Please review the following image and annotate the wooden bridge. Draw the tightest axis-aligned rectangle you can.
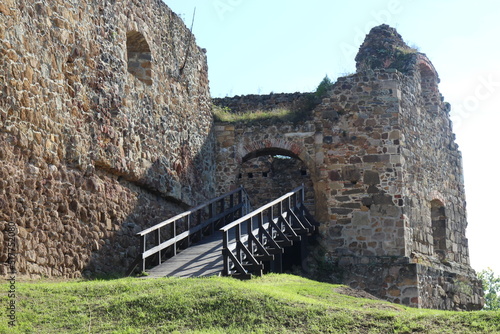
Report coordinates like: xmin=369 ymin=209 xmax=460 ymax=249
xmin=135 ymin=185 xmax=318 ymax=279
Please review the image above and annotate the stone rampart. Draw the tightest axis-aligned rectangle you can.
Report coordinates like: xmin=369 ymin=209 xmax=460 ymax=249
xmin=213 ymin=92 xmax=315 ymax=113
xmin=0 ymin=0 xmax=215 ymax=277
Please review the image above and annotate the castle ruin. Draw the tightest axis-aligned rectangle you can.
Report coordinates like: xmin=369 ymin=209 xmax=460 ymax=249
xmin=0 ymin=0 xmax=483 ymax=310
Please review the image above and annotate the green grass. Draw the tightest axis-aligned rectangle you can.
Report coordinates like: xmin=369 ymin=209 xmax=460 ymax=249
xmin=213 ymin=105 xmax=298 ymax=123
xmin=1 ymin=274 xmax=499 ymax=333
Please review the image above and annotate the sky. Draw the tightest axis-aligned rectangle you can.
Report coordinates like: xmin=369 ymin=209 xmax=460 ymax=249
xmin=166 ymin=0 xmax=500 ymax=274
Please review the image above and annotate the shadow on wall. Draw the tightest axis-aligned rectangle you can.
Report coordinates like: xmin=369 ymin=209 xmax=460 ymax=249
xmin=82 ymin=130 xmax=217 ymax=278
xmin=237 ymin=152 xmax=315 ymax=215
xmin=0 ymin=128 xmax=216 ymax=279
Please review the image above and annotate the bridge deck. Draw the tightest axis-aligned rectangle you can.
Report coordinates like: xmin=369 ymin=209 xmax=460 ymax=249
xmin=146 ymin=232 xmax=224 ymax=278
xmin=145 ymin=221 xmax=252 ymax=278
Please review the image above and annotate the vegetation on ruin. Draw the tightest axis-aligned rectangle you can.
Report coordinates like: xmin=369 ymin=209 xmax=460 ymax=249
xmin=362 ymin=45 xmax=418 ymax=74
xmin=212 ymin=76 xmax=336 ymax=124
xmin=2 ymin=274 xmax=500 ymax=333
xmin=212 ymin=100 xmax=317 ymax=124
xmin=212 ymin=105 xmax=296 ymax=123
xmin=314 ymin=75 xmax=334 ymax=98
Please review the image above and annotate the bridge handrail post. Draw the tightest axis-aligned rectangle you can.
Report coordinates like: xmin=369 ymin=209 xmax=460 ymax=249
xmin=247 ymin=214 xmax=253 ymax=256
xmin=236 ymin=222 xmax=242 ymax=264
xmin=141 ymin=235 xmax=146 ymax=273
xmin=156 ymin=228 xmax=161 ymax=265
xmin=220 ymin=198 xmax=225 ymax=217
xmin=187 ymin=214 xmax=191 ymax=246
xmin=267 ymin=206 xmax=274 ymax=238
xmin=238 ymin=188 xmax=243 ymax=217
xmin=300 ymin=183 xmax=305 ymax=205
xmin=173 ymin=219 xmax=177 ymax=256
xmin=223 ymin=230 xmax=229 ymax=276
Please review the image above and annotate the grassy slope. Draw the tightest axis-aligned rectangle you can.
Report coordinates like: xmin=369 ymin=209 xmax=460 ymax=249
xmin=1 ymin=274 xmax=499 ymax=334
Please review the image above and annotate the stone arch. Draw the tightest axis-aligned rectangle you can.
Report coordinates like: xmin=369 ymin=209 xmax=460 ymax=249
xmin=126 ymin=31 xmax=152 ymax=85
xmin=237 ymin=143 xmax=317 ymax=217
xmin=431 ymin=199 xmax=447 ymax=259
xmin=241 ymin=147 xmax=300 ymax=163
xmin=238 ymin=139 xmax=303 ymax=164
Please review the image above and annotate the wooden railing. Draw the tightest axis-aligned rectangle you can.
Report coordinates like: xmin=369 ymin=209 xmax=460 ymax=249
xmin=220 ymin=185 xmax=317 ymax=279
xmin=136 ymin=187 xmax=251 ymax=272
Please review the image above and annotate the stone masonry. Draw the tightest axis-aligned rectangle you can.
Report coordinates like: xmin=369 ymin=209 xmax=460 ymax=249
xmin=0 ymin=0 xmax=215 ymax=277
xmin=213 ymin=25 xmax=483 ymax=310
xmin=0 ymin=0 xmax=483 ymax=311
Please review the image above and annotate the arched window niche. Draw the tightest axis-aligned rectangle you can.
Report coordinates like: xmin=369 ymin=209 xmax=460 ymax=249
xmin=431 ymin=199 xmax=447 ymax=259
xmin=417 ymin=59 xmax=440 ymax=108
xmin=126 ymin=31 xmax=152 ymax=85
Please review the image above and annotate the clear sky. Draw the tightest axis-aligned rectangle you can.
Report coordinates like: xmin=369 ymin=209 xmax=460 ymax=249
xmin=166 ymin=0 xmax=500 ymax=274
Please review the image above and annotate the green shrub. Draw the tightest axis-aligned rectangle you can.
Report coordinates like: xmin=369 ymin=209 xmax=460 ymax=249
xmin=314 ymin=75 xmax=334 ymax=98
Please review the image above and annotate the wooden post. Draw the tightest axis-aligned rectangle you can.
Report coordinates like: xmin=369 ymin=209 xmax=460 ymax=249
xmin=238 ymin=188 xmax=243 ymax=217
xmin=197 ymin=209 xmax=202 ymax=239
xmin=247 ymin=216 xmax=253 ymax=256
xmin=157 ymin=228 xmax=161 ymax=265
xmin=220 ymin=198 xmax=225 ymax=221
xmin=188 ymin=214 xmax=192 ymax=246
xmin=173 ymin=221 xmax=177 ymax=256
xmin=274 ymin=252 xmax=283 ymax=274
xmin=141 ymin=235 xmax=146 ymax=272
xmin=301 ymin=184 xmax=305 ymax=205
xmin=235 ymin=223 xmax=241 ymax=264
xmin=258 ymin=212 xmax=264 ymax=244
xmin=223 ymin=231 xmax=229 ymax=276
xmin=267 ymin=207 xmax=273 ymax=239
xmin=209 ymin=202 xmax=214 ymax=233
xmin=229 ymin=193 xmax=235 ymax=223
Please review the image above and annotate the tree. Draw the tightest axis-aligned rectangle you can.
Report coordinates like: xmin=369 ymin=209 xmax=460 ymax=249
xmin=478 ymin=268 xmax=500 ymax=310
xmin=315 ymin=75 xmax=334 ymax=98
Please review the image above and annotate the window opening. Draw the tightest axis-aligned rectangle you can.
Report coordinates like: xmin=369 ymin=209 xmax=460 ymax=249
xmin=126 ymin=31 xmax=152 ymax=85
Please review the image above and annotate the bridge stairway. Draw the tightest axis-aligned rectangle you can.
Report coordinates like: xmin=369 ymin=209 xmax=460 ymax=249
xmin=135 ymin=185 xmax=317 ymax=279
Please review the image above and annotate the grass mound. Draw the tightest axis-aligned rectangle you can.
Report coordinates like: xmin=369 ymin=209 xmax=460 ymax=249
xmin=1 ymin=274 xmax=499 ymax=333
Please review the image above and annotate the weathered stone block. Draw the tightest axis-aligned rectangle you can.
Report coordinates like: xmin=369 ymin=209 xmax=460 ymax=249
xmin=363 ymin=170 xmax=380 ymax=185
xmin=342 ymin=166 xmax=361 ymax=183
xmin=352 ymin=211 xmax=370 ymax=226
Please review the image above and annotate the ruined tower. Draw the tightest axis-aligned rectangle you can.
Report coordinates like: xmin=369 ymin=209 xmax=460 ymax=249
xmin=213 ymin=25 xmax=483 ymax=310
xmin=324 ymin=24 xmax=483 ymax=310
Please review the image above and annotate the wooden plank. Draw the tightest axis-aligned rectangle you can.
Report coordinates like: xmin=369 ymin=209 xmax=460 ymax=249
xmin=146 ymin=232 xmax=224 ymax=278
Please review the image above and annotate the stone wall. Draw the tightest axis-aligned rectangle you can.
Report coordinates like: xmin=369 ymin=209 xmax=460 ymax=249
xmin=400 ymin=65 xmax=469 ymax=265
xmin=213 ymin=92 xmax=316 ymax=113
xmin=213 ymin=121 xmax=318 ymax=205
xmin=315 ymin=69 xmax=408 ymax=258
xmin=0 ymin=0 xmax=215 ymax=277
xmin=416 ymin=263 xmax=483 ymax=310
